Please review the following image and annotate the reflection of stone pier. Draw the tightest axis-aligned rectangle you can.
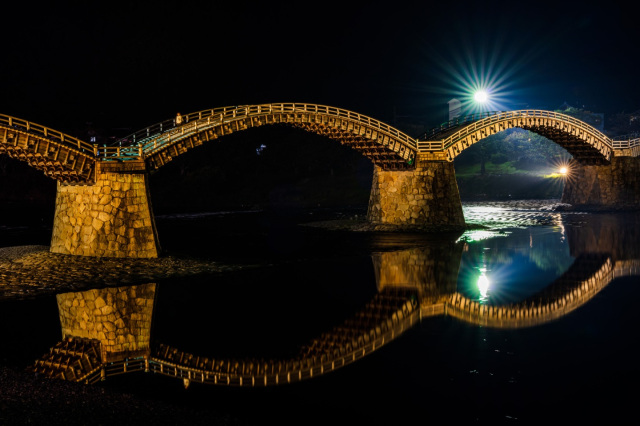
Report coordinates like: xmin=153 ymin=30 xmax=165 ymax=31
xmin=372 ymin=239 xmax=463 ymax=309
xmin=29 ymin=284 xmax=156 ymax=382
xmin=566 ymin=212 xmax=640 ymax=260
xmin=57 ymin=283 xmax=156 ymax=362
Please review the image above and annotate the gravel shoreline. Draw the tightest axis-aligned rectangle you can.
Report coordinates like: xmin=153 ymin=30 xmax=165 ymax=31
xmin=0 ymin=364 xmax=246 ymax=426
xmin=0 ymin=245 xmax=251 ymax=300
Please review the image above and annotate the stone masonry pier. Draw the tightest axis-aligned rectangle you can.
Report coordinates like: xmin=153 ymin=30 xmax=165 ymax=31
xmin=562 ymin=156 xmax=640 ymax=210
xmin=367 ymin=159 xmax=465 ymax=229
xmin=50 ymin=161 xmax=160 ymax=258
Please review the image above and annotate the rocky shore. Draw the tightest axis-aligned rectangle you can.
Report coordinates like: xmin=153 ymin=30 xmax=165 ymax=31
xmin=0 ymin=245 xmax=249 ymax=301
xmin=0 ymin=363 xmax=249 ymax=426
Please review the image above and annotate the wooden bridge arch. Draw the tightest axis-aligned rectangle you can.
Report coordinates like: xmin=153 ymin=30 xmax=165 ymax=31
xmin=124 ymin=103 xmax=418 ymax=172
xmin=418 ymin=110 xmax=620 ymax=165
xmin=0 ymin=114 xmax=96 ymax=183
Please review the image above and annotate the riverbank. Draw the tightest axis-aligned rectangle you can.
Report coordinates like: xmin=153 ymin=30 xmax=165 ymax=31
xmin=0 ymin=364 xmax=246 ymax=426
xmin=0 ymin=245 xmax=246 ymax=301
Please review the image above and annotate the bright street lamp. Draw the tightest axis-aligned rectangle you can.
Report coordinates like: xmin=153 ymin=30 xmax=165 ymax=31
xmin=474 ymin=90 xmax=489 ymax=104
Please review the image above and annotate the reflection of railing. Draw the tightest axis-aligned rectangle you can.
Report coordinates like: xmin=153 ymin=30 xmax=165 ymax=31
xmin=144 ymin=291 xmax=418 ymax=387
xmin=444 ymin=255 xmax=616 ymax=328
xmin=88 ymin=357 xmax=148 ymax=384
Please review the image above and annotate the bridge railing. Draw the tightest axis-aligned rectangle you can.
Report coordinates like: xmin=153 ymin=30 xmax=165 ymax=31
xmin=115 ymin=103 xmax=418 ymax=157
xmin=0 ymin=113 xmax=95 ymax=154
xmin=611 ymin=133 xmax=640 ymax=149
xmin=418 ymin=111 xmax=502 ymax=141
xmin=95 ymin=145 xmax=143 ymax=160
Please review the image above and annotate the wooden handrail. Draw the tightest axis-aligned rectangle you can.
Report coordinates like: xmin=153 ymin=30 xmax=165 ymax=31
xmin=0 ymin=113 xmax=94 ymax=152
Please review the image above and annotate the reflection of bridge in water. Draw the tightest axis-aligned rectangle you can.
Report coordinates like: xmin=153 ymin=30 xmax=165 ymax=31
xmin=29 ymin=213 xmax=640 ymax=387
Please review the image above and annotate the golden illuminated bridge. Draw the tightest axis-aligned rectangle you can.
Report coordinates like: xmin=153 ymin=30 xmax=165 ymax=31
xmin=3 ymin=105 xmax=639 ymax=179
xmin=2 ymin=105 xmax=640 ymax=259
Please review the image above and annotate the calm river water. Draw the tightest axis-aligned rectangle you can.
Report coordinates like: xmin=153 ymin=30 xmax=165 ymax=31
xmin=1 ymin=200 xmax=639 ymax=424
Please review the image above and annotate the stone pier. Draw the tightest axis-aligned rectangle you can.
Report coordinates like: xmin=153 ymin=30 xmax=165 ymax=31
xmin=562 ymin=156 xmax=640 ymax=210
xmin=367 ymin=159 xmax=465 ymax=229
xmin=50 ymin=161 xmax=160 ymax=258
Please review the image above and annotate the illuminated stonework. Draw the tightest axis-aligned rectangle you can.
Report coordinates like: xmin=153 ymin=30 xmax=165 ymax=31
xmin=562 ymin=157 xmax=640 ymax=209
xmin=50 ymin=161 xmax=160 ymax=258
xmin=367 ymin=160 xmax=465 ymax=228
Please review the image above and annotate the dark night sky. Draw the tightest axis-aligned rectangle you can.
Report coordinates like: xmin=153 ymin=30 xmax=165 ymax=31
xmin=2 ymin=0 xmax=639 ymax=138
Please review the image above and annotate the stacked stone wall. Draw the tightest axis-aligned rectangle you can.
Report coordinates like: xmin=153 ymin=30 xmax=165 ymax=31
xmin=367 ymin=161 xmax=465 ymax=228
xmin=562 ymin=156 xmax=640 ymax=210
xmin=57 ymin=283 xmax=156 ymax=362
xmin=50 ymin=162 xmax=160 ymax=258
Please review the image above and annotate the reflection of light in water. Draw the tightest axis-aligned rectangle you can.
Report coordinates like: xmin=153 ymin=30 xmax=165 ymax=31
xmin=551 ymin=213 xmax=566 ymax=243
xmin=457 ymin=230 xmax=510 ymax=243
xmin=470 ymin=206 xmax=505 ymax=213
xmin=477 ymin=268 xmax=490 ymax=301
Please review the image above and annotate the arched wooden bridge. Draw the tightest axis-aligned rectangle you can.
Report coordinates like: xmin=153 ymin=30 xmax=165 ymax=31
xmin=417 ymin=110 xmax=640 ymax=164
xmin=0 ymin=114 xmax=96 ymax=183
xmin=3 ymin=105 xmax=640 ymax=184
